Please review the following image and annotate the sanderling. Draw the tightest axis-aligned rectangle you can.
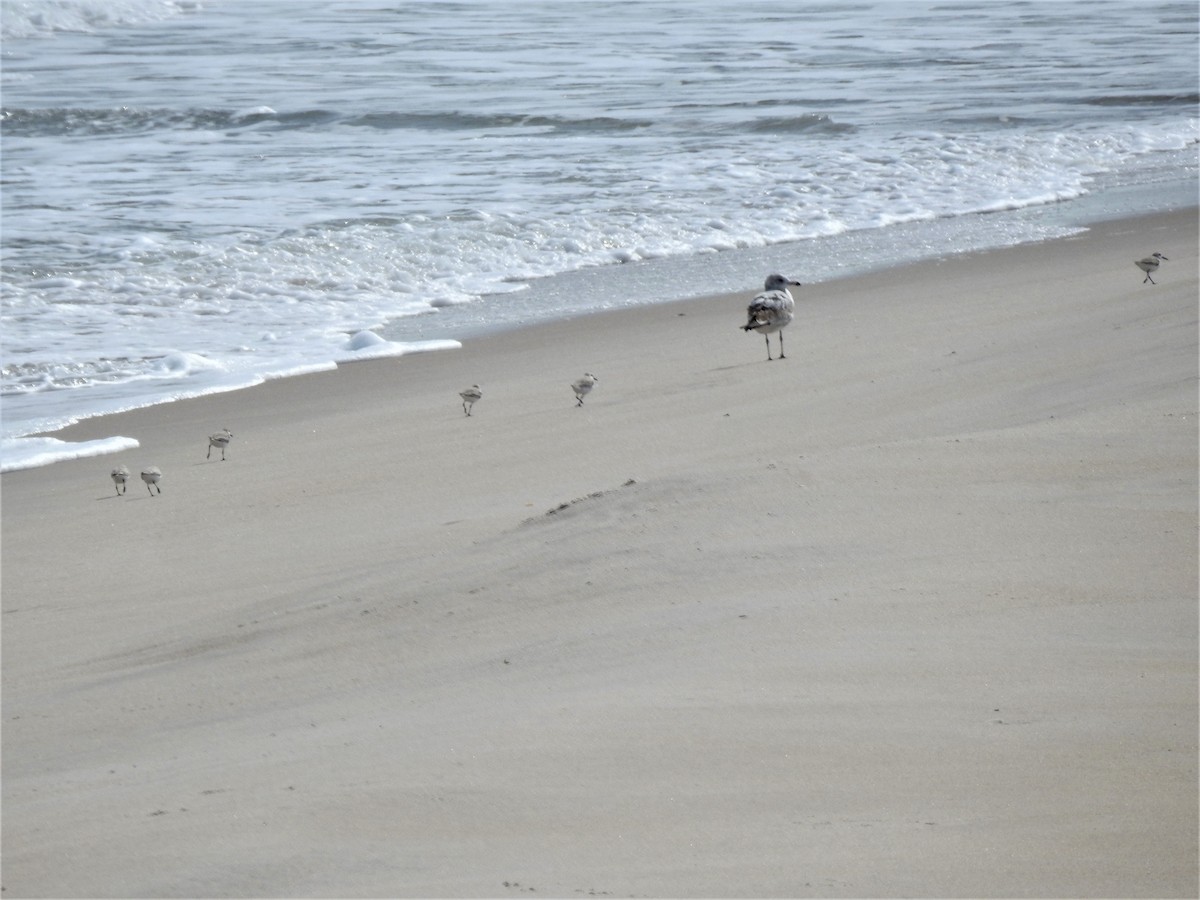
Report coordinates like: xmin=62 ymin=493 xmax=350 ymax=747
xmin=111 ymin=465 xmax=129 ymax=495
xmin=571 ymin=373 xmax=598 ymax=406
xmin=459 ymin=384 xmax=482 ymax=416
xmin=742 ymin=274 xmax=802 ymax=361
xmin=1135 ymin=252 xmax=1168 ymax=284
xmin=140 ymin=467 xmax=163 ymax=496
xmin=207 ymin=428 xmax=233 ymax=460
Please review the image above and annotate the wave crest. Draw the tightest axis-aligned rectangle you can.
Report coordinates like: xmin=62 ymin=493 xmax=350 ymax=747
xmin=1 ymin=0 xmax=194 ymax=40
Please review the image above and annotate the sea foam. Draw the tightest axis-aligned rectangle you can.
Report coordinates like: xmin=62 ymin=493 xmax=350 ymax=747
xmin=0 ymin=435 xmax=140 ymax=473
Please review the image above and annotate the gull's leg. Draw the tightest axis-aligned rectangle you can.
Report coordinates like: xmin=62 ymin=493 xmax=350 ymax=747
xmin=778 ymin=331 xmax=786 ymax=359
xmin=764 ymin=333 xmax=772 ymax=361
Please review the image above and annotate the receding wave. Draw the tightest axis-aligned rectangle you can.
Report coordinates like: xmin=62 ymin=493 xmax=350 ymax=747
xmin=0 ymin=106 xmax=244 ymax=137
xmin=744 ymin=114 xmax=856 ymax=135
xmin=345 ymin=111 xmax=654 ymax=133
xmin=0 ymin=94 xmax=857 ymax=143
xmin=1081 ymin=93 xmax=1200 ymax=107
xmin=0 ymin=106 xmax=658 ymax=137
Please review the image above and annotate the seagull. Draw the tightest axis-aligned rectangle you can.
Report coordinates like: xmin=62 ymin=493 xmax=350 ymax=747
xmin=571 ymin=373 xmax=598 ymax=406
xmin=110 ymin=465 xmax=129 ymax=495
xmin=459 ymin=384 xmax=482 ymax=416
xmin=1135 ymin=252 xmax=1168 ymax=284
xmin=742 ymin=274 xmax=802 ymax=360
xmin=140 ymin=467 xmax=162 ymax=496
xmin=207 ymin=428 xmax=233 ymax=460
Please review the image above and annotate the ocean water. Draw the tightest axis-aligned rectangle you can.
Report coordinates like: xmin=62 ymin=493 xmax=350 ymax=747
xmin=2 ymin=0 xmax=1197 ymax=470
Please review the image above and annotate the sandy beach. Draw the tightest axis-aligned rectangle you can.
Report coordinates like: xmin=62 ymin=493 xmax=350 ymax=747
xmin=2 ymin=208 xmax=1197 ymax=898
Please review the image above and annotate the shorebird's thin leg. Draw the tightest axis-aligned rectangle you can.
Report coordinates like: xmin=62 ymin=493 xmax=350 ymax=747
xmin=206 ymin=445 xmax=212 ymax=459
xmin=764 ymin=334 xmax=772 ymax=361
xmin=1145 ymin=273 xmax=1155 ymax=284
xmin=778 ymin=332 xmax=786 ymax=359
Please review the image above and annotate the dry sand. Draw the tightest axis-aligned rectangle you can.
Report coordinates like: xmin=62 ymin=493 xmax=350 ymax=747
xmin=2 ymin=209 xmax=1197 ymax=898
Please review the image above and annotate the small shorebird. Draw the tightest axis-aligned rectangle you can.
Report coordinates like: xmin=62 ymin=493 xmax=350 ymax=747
xmin=140 ymin=466 xmax=163 ymax=496
xmin=742 ymin=273 xmax=802 ymax=360
xmin=207 ymin=428 xmax=233 ymax=460
xmin=459 ymin=384 xmax=482 ymax=416
xmin=1135 ymin=252 xmax=1168 ymax=284
xmin=571 ymin=373 xmax=598 ymax=406
xmin=110 ymin=465 xmax=129 ymax=495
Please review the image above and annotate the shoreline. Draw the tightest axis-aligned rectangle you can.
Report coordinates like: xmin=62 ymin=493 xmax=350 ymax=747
xmin=4 ymin=176 xmax=1197 ymax=466
xmin=3 ymin=207 xmax=1197 ymax=898
xmin=9 ymin=202 xmax=1197 ymax=456
xmin=398 ymin=168 xmax=1200 ymax=345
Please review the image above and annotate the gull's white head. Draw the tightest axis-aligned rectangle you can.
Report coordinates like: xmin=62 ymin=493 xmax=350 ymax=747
xmin=764 ymin=274 xmax=802 ymax=291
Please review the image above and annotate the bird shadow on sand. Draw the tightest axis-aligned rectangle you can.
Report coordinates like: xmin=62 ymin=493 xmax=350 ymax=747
xmin=709 ymin=360 xmax=793 ymax=372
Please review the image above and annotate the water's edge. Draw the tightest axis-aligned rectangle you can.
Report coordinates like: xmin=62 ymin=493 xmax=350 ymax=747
xmin=382 ymin=171 xmax=1198 ymax=344
xmin=3 ymin=176 xmax=1196 ymax=473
